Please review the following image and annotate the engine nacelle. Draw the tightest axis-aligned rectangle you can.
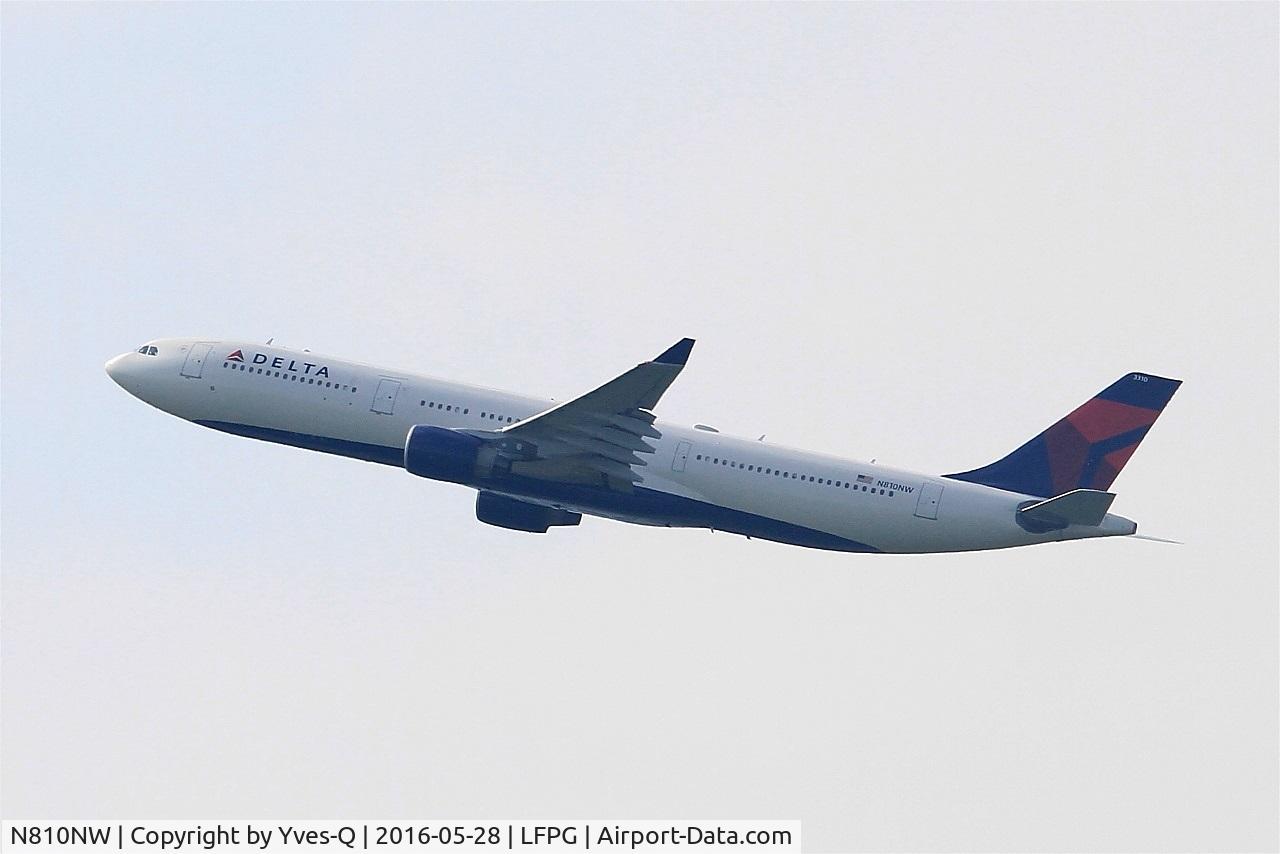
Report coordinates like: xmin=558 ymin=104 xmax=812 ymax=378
xmin=404 ymin=425 xmax=483 ymax=484
xmin=475 ymin=491 xmax=581 ymax=533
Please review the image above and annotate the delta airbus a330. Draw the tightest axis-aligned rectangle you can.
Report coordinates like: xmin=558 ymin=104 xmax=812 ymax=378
xmin=106 ymin=338 xmax=1180 ymax=554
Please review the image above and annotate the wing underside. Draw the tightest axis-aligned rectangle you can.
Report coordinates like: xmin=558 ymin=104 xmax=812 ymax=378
xmin=464 ymin=338 xmax=694 ymax=489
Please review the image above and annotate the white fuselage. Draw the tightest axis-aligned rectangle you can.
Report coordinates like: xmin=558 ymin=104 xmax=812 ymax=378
xmin=106 ymin=338 xmax=1138 ymax=554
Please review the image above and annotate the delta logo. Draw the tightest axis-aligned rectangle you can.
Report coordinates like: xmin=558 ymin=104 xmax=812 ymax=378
xmin=225 ymin=349 xmax=331 ymax=378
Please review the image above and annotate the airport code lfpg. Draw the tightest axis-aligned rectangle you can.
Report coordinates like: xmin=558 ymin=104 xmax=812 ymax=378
xmin=2 ymin=821 xmax=800 ymax=853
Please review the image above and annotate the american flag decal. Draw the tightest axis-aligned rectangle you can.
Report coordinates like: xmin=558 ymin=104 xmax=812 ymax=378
xmin=857 ymin=473 xmax=874 ymax=484
xmin=226 ymin=349 xmax=244 ymax=362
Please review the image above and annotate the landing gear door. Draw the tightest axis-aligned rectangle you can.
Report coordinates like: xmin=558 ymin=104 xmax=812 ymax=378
xmin=180 ymin=343 xmax=212 ymax=378
xmin=915 ymin=481 xmax=944 ymax=520
xmin=372 ymin=379 xmax=401 ymax=415
xmin=672 ymin=440 xmax=692 ymax=472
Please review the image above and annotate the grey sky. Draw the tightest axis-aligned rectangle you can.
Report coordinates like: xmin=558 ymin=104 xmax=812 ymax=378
xmin=2 ymin=3 xmax=1276 ymax=850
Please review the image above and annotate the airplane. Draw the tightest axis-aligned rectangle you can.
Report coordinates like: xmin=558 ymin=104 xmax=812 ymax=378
xmin=105 ymin=338 xmax=1181 ymax=554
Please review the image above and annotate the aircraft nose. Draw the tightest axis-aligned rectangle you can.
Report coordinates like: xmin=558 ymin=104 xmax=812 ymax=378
xmin=105 ymin=353 xmax=127 ymax=380
xmin=105 ymin=352 xmax=145 ymax=397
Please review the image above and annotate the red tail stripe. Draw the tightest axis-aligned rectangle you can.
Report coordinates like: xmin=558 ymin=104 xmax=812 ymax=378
xmin=1066 ymin=398 xmax=1156 ymax=443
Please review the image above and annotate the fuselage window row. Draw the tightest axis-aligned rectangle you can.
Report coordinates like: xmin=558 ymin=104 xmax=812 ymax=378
xmin=419 ymin=400 xmax=516 ymax=423
xmin=209 ymin=360 xmax=549 ymax=426
xmin=692 ymin=453 xmax=893 ymax=497
xmin=216 ymin=362 xmax=574 ymax=428
xmin=222 ymin=361 xmax=356 ymax=392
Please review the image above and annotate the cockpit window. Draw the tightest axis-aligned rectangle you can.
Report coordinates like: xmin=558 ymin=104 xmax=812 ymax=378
xmin=136 ymin=345 xmax=158 ymax=356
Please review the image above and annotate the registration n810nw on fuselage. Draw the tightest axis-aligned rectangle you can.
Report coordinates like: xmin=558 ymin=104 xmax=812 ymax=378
xmin=106 ymin=338 xmax=1180 ymax=554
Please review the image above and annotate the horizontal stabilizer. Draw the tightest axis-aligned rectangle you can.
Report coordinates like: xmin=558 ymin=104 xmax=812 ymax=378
xmin=1131 ymin=533 xmax=1184 ymax=545
xmin=1018 ymin=488 xmax=1116 ymax=527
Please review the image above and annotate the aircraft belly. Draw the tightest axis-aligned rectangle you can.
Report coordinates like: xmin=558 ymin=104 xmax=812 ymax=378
xmin=175 ymin=373 xmax=411 ymax=460
xmin=674 ymin=461 xmax=1053 ymax=554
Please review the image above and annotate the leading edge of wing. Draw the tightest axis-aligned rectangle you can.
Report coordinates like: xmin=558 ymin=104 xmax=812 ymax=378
xmin=467 ymin=338 xmax=696 ymax=486
xmin=504 ymin=337 xmax=696 ymax=433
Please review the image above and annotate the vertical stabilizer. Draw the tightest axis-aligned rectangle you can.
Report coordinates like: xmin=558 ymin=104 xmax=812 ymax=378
xmin=945 ymin=373 xmax=1181 ymax=497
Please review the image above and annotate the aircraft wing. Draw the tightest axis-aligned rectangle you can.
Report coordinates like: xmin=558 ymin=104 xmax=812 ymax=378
xmin=471 ymin=338 xmax=694 ymax=487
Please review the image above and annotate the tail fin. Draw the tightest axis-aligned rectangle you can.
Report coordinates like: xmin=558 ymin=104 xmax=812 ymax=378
xmin=945 ymin=373 xmax=1182 ymax=497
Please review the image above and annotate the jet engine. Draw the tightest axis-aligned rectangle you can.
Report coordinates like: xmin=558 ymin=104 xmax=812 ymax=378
xmin=475 ymin=491 xmax=581 ymax=533
xmin=404 ymin=425 xmax=483 ymax=484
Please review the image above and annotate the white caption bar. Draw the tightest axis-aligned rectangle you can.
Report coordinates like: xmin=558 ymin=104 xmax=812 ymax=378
xmin=2 ymin=821 xmax=800 ymax=853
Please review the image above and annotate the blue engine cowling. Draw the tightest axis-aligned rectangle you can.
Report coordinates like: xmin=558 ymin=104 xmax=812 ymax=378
xmin=404 ymin=425 xmax=483 ymax=484
xmin=476 ymin=491 xmax=581 ymax=533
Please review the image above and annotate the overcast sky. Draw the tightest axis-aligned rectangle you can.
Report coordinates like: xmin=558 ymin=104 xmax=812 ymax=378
xmin=2 ymin=3 xmax=1276 ymax=851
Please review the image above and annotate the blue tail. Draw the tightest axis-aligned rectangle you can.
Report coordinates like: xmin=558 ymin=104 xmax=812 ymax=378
xmin=945 ymin=373 xmax=1181 ymax=497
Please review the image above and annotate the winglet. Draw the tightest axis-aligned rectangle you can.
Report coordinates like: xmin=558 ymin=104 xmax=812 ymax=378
xmin=654 ymin=337 xmax=695 ymax=366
